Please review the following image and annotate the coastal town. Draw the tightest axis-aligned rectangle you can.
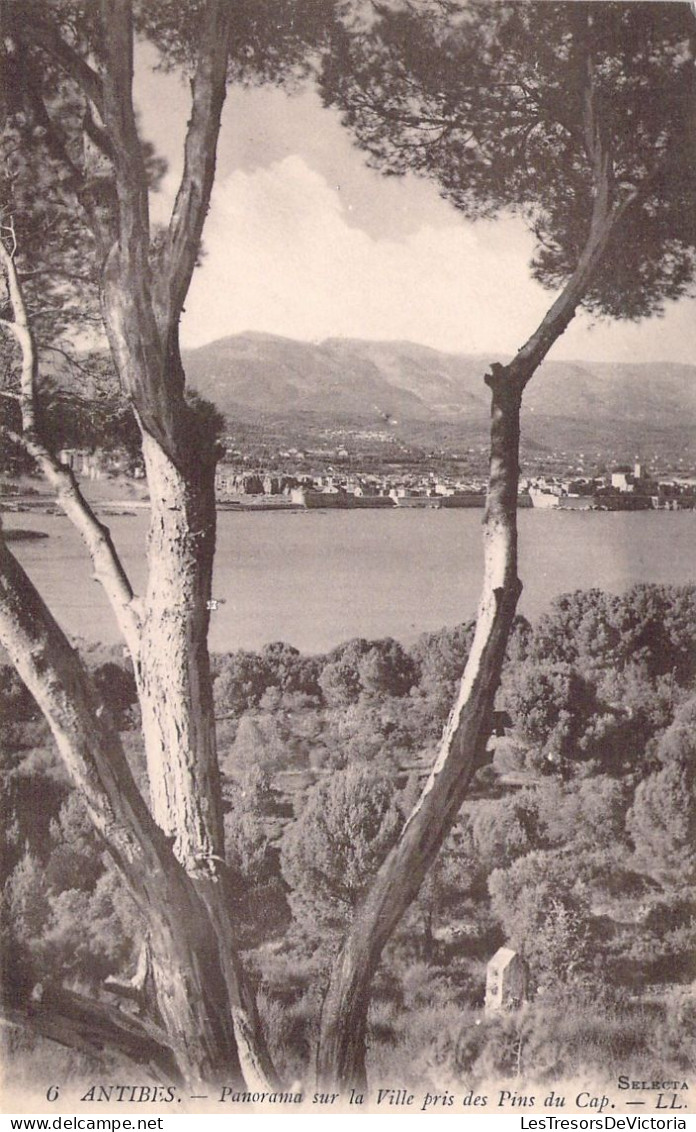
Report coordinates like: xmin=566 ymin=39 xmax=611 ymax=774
xmin=3 ymin=447 xmax=695 ymax=514
xmin=213 ymin=458 xmax=696 ymax=511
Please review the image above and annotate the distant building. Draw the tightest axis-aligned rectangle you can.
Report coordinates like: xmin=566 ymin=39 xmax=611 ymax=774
xmin=528 ymin=486 xmax=560 ymax=509
xmin=485 ymin=947 xmax=528 ymax=1014
xmin=58 ymin=449 xmax=103 ymax=480
xmin=611 ymin=471 xmax=634 ymax=492
xmin=611 ymin=461 xmax=652 ymax=493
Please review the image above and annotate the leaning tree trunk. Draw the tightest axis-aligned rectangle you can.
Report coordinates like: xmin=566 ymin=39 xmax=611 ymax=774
xmin=0 ymin=531 xmax=241 ymax=1084
xmin=316 ymin=366 xmax=524 ymax=1089
xmin=316 ymin=84 xmax=639 ymax=1083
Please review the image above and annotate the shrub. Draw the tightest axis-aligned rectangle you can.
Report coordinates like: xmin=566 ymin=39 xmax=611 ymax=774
xmin=281 ymin=764 xmax=402 ymax=930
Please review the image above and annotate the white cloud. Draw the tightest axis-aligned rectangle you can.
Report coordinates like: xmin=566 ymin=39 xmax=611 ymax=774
xmin=179 ymin=155 xmax=696 ymax=364
xmin=180 ymin=156 xmax=550 ymax=354
xmin=137 ymin=54 xmax=694 ymax=365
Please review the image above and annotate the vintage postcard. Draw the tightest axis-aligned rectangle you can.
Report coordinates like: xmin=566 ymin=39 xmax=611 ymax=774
xmin=1 ymin=0 xmax=694 ymax=1123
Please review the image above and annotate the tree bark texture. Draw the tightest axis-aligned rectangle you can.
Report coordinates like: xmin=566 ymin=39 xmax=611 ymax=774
xmin=136 ymin=433 xmax=224 ymax=874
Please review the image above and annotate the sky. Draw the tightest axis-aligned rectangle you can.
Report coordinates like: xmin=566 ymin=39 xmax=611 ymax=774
xmin=134 ymin=48 xmax=696 ymax=365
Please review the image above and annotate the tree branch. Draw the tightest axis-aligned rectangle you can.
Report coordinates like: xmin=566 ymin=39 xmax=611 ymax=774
xmin=14 ymin=18 xmax=105 ymax=117
xmin=38 ymin=344 xmax=104 ymax=380
xmin=0 ymin=232 xmax=142 ymax=655
xmin=0 ymin=524 xmax=175 ymax=889
xmin=20 ymin=74 xmax=114 ymax=251
xmin=99 ymin=0 xmax=150 ymax=270
xmin=83 ymin=104 xmax=115 ymax=161
xmin=507 ymin=20 xmax=624 ymax=386
xmin=155 ymin=0 xmax=232 ymax=335
xmin=98 ymin=0 xmax=185 ymax=458
xmin=2 ymin=985 xmax=180 ymax=1083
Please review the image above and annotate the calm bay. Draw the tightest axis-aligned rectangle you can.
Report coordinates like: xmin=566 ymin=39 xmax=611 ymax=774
xmin=5 ymin=507 xmax=696 ymax=654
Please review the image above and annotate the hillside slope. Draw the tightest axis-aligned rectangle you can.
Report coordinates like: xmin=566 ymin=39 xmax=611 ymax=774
xmin=182 ymin=333 xmax=696 ymax=457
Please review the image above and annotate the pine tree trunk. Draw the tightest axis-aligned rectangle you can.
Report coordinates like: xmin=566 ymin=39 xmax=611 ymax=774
xmin=316 ymin=74 xmax=627 ymax=1081
xmin=133 ymin=436 xmax=278 ymax=1083
xmin=136 ymin=433 xmax=224 ymax=873
xmin=316 ymin=370 xmax=524 ymax=1089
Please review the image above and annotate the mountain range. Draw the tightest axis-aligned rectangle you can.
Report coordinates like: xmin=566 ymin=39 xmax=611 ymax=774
xmin=182 ymin=332 xmax=696 ymax=460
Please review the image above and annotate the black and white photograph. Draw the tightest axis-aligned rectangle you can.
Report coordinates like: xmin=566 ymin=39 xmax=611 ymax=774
xmin=1 ymin=0 xmax=695 ymax=1121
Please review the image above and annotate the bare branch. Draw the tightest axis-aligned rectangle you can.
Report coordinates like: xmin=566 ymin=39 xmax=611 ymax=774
xmin=38 ymin=344 xmax=103 ymax=380
xmin=0 ymin=233 xmax=142 ymax=654
xmin=83 ymin=104 xmax=114 ymax=161
xmin=0 ymin=218 xmax=18 ymax=258
xmin=155 ymin=0 xmax=232 ymax=334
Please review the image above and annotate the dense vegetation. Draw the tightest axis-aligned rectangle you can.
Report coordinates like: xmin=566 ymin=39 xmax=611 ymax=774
xmin=2 ymin=582 xmax=695 ymax=1089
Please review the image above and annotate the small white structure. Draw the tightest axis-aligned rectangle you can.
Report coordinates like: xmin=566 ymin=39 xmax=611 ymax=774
xmin=485 ymin=947 xmax=528 ymax=1014
xmin=611 ymin=471 xmax=634 ymax=492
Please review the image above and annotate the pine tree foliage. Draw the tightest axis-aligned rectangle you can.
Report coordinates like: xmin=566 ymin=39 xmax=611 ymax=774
xmin=323 ymin=1 xmax=696 ymax=318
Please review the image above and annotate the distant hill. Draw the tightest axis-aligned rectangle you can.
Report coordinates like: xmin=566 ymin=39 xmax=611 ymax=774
xmin=182 ymin=332 xmax=696 ymax=459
